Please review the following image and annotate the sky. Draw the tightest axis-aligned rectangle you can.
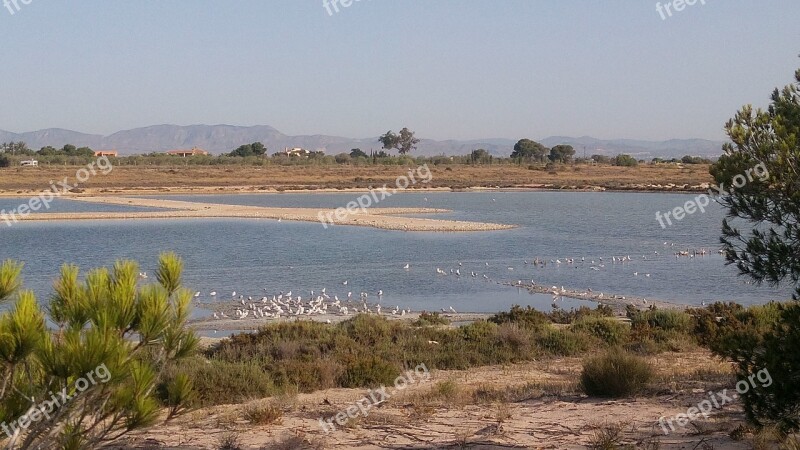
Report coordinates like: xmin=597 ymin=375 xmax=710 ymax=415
xmin=1 ymin=0 xmax=798 ymax=142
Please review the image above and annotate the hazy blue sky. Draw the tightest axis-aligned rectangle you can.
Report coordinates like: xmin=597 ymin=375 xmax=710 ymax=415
xmin=1 ymin=1 xmax=798 ymax=141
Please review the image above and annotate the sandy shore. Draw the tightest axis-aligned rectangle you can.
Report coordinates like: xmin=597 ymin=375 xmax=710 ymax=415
xmin=115 ymin=351 xmax=749 ymax=450
xmin=9 ymin=196 xmax=516 ymax=232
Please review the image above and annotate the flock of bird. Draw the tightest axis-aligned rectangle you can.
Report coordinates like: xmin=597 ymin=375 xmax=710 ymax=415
xmin=427 ymin=243 xmax=722 ymax=308
xmin=194 ymin=243 xmax=723 ymax=324
xmin=200 ymin=273 xmax=418 ymax=323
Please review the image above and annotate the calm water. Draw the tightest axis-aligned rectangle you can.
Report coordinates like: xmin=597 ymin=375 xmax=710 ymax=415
xmin=0 ymin=192 xmax=793 ymax=316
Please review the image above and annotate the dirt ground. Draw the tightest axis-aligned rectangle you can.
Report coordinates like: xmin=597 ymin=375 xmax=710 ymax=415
xmin=109 ymin=350 xmax=765 ymax=450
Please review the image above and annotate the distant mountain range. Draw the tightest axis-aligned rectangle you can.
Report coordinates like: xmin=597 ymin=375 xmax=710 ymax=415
xmin=0 ymin=125 xmax=726 ymax=159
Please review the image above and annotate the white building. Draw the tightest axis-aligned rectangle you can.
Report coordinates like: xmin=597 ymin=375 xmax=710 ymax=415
xmin=283 ymin=147 xmax=311 ymax=157
xmin=20 ymin=160 xmax=38 ymax=167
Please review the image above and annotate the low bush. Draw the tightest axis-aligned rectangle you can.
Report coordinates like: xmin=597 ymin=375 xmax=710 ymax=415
xmin=537 ymin=328 xmax=591 ymax=356
xmin=570 ymin=317 xmax=630 ymax=346
xmin=489 ymin=305 xmax=549 ymax=330
xmin=338 ymin=355 xmax=400 ymax=388
xmin=581 ymin=348 xmax=653 ymax=398
xmin=162 ymin=357 xmax=275 ymax=407
xmin=243 ymin=402 xmax=283 ymax=425
xmin=413 ymin=311 xmax=451 ymax=326
xmin=547 ymin=304 xmax=615 ymax=324
xmin=631 ymin=309 xmax=693 ymax=334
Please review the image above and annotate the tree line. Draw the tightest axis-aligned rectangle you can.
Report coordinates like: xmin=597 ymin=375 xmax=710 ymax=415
xmin=1 ymin=129 xmax=713 ymax=168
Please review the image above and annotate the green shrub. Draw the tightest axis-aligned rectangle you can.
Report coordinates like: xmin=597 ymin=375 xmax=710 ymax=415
xmin=195 ymin=305 xmax=646 ymax=405
xmin=691 ymin=302 xmax=747 ymax=345
xmin=571 ymin=317 xmax=630 ymax=346
xmin=581 ymin=348 xmax=654 ymax=398
xmin=697 ymin=302 xmax=782 ymax=356
xmin=537 ymin=328 xmax=591 ymax=356
xmin=625 ymin=308 xmax=697 ymax=352
xmin=489 ymin=305 xmax=549 ymax=330
xmin=266 ymin=357 xmax=343 ymax=392
xmin=632 ymin=309 xmax=693 ymax=334
xmin=338 ymin=355 xmax=400 ymax=388
xmin=711 ymin=303 xmax=800 ymax=432
xmin=413 ymin=311 xmax=451 ymax=326
xmin=164 ymin=357 xmax=274 ymax=406
xmin=547 ymin=304 xmax=614 ymax=325
xmin=339 ymin=314 xmax=400 ymax=346
xmin=460 ymin=320 xmax=498 ymax=341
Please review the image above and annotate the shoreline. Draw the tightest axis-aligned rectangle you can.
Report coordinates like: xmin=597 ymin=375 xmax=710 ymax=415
xmin=187 ymin=280 xmax=697 ymax=334
xmin=0 ymin=184 xmax=713 ymax=198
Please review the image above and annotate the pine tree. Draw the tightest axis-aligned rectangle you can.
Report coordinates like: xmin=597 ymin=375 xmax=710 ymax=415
xmin=0 ymin=252 xmax=198 ymax=449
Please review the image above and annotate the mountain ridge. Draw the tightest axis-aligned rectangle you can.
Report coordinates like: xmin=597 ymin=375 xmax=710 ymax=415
xmin=0 ymin=125 xmax=725 ymax=159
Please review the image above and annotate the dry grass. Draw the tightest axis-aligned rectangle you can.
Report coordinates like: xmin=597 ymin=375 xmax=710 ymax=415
xmin=472 ymin=379 xmax=578 ymax=404
xmin=216 ymin=432 xmax=243 ymax=450
xmin=588 ymin=422 xmax=631 ymax=449
xmin=0 ymin=164 xmax=713 ymax=194
xmin=242 ymin=400 xmax=283 ymax=425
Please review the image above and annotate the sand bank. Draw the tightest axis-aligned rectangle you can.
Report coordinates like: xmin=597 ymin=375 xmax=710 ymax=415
xmin=502 ymin=281 xmax=688 ymax=312
xmin=9 ymin=195 xmax=515 ymax=232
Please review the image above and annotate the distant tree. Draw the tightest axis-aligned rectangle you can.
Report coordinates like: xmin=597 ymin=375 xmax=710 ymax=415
xmin=549 ymin=145 xmax=576 ymax=163
xmin=591 ymin=154 xmax=612 ymax=164
xmin=511 ymin=139 xmax=548 ymax=162
xmin=37 ymin=146 xmax=57 ymax=156
xmin=396 ymin=128 xmax=420 ymax=155
xmin=681 ymin=155 xmax=712 ymax=164
xmin=470 ymin=148 xmax=492 ymax=164
xmin=1 ymin=141 xmax=31 ymax=155
xmin=379 ymin=128 xmax=420 ymax=155
xmin=613 ymin=154 xmax=638 ymax=167
xmin=76 ymin=146 xmax=95 ymax=157
xmin=350 ymin=148 xmax=368 ymax=158
xmin=378 ymin=131 xmax=398 ymax=153
xmin=372 ymin=150 xmax=390 ymax=159
xmin=334 ymin=153 xmax=351 ymax=164
xmin=0 ymin=154 xmax=9 ymax=168
xmin=229 ymin=142 xmax=267 ymax=157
